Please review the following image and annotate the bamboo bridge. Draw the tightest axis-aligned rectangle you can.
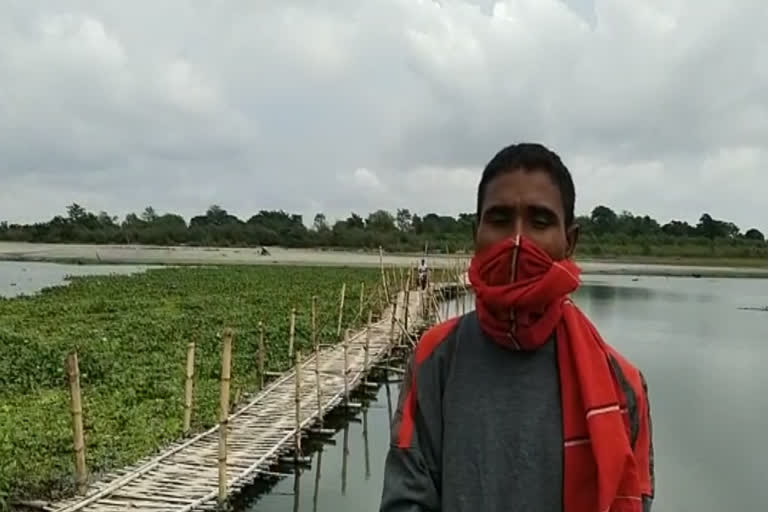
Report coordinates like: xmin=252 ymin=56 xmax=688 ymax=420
xmin=42 ymin=282 xmax=465 ymax=512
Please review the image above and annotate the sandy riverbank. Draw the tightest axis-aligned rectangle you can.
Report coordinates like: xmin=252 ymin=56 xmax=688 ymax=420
xmin=1 ymin=242 xmax=767 ymax=278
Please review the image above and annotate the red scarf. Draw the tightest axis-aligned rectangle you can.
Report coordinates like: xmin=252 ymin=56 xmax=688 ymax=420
xmin=469 ymin=236 xmax=643 ymax=512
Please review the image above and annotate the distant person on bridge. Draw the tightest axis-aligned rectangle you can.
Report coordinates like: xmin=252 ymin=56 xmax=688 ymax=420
xmin=417 ymin=258 xmax=428 ymax=290
xmin=380 ymin=143 xmax=655 ymax=512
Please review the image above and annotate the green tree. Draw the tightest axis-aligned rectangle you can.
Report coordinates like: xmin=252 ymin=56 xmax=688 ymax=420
xmin=141 ymin=206 xmax=158 ymax=223
xmin=366 ymin=210 xmax=396 ymax=232
xmin=662 ymin=220 xmax=695 ymax=237
xmin=66 ymin=203 xmax=87 ymax=222
xmin=1 ymin=202 xmax=765 ymax=259
xmin=396 ymin=208 xmax=413 ymax=232
xmin=590 ymin=205 xmax=618 ymax=235
xmin=313 ymin=213 xmax=329 ymax=232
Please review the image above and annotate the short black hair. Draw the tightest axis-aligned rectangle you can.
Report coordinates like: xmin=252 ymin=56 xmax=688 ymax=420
xmin=476 ymin=142 xmax=576 ymax=226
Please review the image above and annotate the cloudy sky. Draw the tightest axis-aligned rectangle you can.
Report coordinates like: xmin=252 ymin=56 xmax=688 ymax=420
xmin=1 ymin=0 xmax=766 ymax=231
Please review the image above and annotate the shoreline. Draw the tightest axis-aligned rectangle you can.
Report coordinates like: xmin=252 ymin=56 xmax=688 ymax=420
xmin=1 ymin=241 xmax=767 ymax=278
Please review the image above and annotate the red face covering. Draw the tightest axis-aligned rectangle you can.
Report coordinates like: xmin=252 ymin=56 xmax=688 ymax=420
xmin=469 ymin=235 xmax=645 ymax=512
xmin=469 ymin=234 xmax=581 ymax=350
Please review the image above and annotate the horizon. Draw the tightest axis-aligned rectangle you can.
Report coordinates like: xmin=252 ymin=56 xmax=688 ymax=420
xmin=3 ymin=201 xmax=766 ymax=235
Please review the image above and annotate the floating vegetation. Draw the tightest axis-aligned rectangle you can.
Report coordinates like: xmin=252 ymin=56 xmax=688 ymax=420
xmin=0 ymin=265 xmax=384 ymax=505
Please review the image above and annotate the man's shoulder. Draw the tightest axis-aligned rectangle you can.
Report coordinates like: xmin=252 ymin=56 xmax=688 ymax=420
xmin=604 ymin=343 xmax=643 ymax=375
xmin=413 ymin=316 xmax=462 ymax=365
xmin=570 ymin=302 xmax=647 ymax=382
xmin=602 ymin=342 xmax=649 ymax=401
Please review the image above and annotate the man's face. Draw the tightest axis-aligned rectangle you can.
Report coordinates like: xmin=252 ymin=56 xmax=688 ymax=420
xmin=474 ymin=168 xmax=578 ymax=261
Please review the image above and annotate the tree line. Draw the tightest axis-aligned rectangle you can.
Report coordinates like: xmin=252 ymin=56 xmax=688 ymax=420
xmin=0 ymin=203 xmax=766 ymax=258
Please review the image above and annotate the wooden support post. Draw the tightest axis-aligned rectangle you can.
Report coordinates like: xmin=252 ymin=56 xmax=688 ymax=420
xmin=379 ymin=246 xmax=388 ymax=299
xmin=336 ymin=283 xmax=346 ymax=338
xmin=313 ymin=448 xmax=323 ymax=512
xmin=359 ymin=282 xmax=365 ymax=319
xmin=389 ymin=298 xmax=399 ymax=345
xmin=293 ymin=465 xmax=301 ymax=512
xmin=341 ymin=424 xmax=349 ymax=496
xmin=312 ymin=295 xmax=322 ymax=424
xmin=258 ymin=322 xmax=265 ymax=390
xmin=295 ymin=349 xmax=302 ymax=456
xmin=342 ymin=329 xmax=350 ymax=405
xmin=364 ymin=311 xmax=372 ymax=378
xmin=183 ymin=341 xmax=196 ymax=435
xmin=403 ymin=277 xmax=411 ymax=339
xmin=315 ymin=339 xmax=322 ymax=426
xmin=218 ymin=329 xmax=233 ymax=505
xmin=363 ymin=406 xmax=371 ymax=480
xmin=431 ymin=291 xmax=443 ymax=324
xmin=288 ymin=307 xmax=296 ymax=359
xmin=311 ymin=296 xmax=318 ymax=350
xmin=67 ymin=352 xmax=88 ymax=496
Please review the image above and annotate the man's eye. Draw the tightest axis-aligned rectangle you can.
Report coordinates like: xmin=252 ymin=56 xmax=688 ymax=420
xmin=488 ymin=214 xmax=509 ymax=224
xmin=532 ymin=216 xmax=552 ymax=228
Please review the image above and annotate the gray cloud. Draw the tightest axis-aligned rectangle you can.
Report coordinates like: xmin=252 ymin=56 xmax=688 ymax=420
xmin=1 ymin=0 xmax=766 ymax=231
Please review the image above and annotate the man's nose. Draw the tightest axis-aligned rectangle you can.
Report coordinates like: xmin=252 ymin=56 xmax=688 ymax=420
xmin=510 ymin=217 xmax=524 ymax=239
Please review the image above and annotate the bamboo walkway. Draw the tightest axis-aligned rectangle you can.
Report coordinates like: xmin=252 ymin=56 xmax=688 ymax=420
xmin=45 ymin=289 xmax=430 ymax=512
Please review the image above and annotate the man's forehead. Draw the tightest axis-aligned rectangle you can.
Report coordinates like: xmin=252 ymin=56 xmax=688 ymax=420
xmin=483 ymin=170 xmax=562 ymax=207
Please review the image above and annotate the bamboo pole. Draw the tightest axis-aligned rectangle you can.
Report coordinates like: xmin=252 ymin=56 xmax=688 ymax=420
xmin=379 ymin=246 xmax=389 ymax=299
xmin=288 ymin=307 xmax=296 ymax=359
xmin=312 ymin=295 xmax=322 ymax=424
xmin=258 ymin=322 xmax=265 ymax=390
xmin=431 ymin=291 xmax=443 ymax=323
xmin=295 ymin=349 xmax=302 ymax=456
xmin=312 ymin=448 xmax=323 ymax=512
xmin=293 ymin=465 xmax=301 ymax=512
xmin=314 ymin=340 xmax=322 ymax=426
xmin=218 ymin=328 xmax=233 ymax=505
xmin=336 ymin=283 xmax=346 ymax=338
xmin=183 ymin=341 xmax=196 ymax=435
xmin=341 ymin=423 xmax=349 ymax=496
xmin=358 ymin=281 xmax=365 ymax=318
xmin=403 ymin=276 xmax=411 ymax=339
xmin=363 ymin=407 xmax=371 ymax=480
xmin=67 ymin=351 xmax=88 ymax=495
xmin=364 ymin=310 xmax=372 ymax=380
xmin=343 ymin=329 xmax=350 ymax=405
xmin=311 ymin=296 xmax=317 ymax=350
xmin=389 ymin=297 xmax=399 ymax=344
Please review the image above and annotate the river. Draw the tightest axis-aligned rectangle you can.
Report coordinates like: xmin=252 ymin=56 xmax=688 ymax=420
xmin=238 ymin=275 xmax=768 ymax=511
xmin=0 ymin=261 xmax=150 ymax=298
xmin=2 ymin=263 xmax=766 ymax=510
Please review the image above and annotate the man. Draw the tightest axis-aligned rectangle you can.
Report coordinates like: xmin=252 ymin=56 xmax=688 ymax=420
xmin=380 ymin=143 xmax=654 ymax=512
xmin=418 ymin=258 xmax=429 ymax=290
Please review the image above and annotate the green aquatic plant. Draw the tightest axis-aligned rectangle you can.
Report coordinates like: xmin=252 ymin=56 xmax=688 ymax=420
xmin=0 ymin=265 xmax=384 ymax=505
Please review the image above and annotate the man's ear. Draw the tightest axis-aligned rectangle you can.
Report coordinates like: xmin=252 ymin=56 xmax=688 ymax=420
xmin=565 ymin=222 xmax=580 ymax=259
xmin=472 ymin=218 xmax=479 ymax=248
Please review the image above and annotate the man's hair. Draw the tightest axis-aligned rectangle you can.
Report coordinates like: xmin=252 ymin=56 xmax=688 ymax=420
xmin=476 ymin=143 xmax=576 ymax=226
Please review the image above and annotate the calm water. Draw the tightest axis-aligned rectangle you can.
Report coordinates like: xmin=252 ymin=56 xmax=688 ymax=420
xmin=0 ymin=261 xmax=150 ymax=297
xmin=241 ymin=275 xmax=768 ymax=511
